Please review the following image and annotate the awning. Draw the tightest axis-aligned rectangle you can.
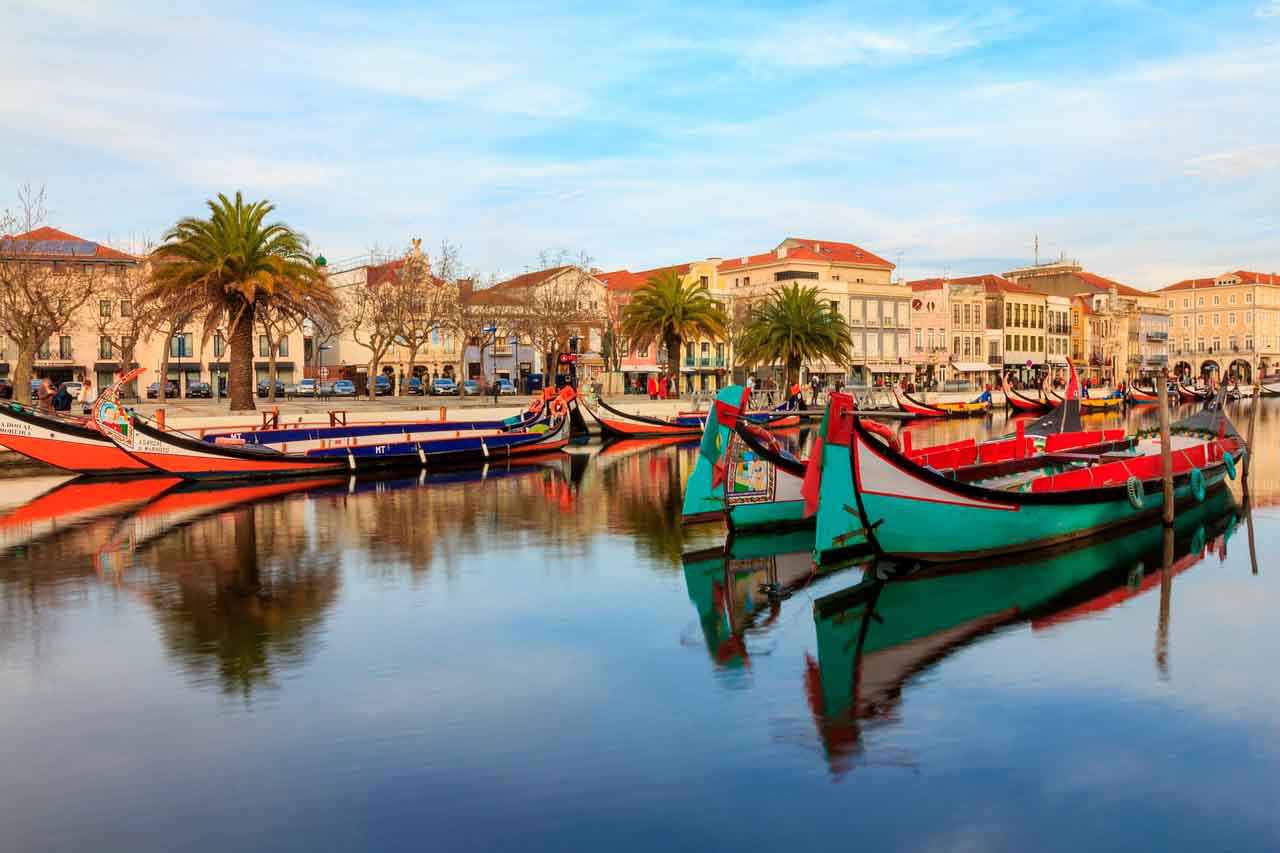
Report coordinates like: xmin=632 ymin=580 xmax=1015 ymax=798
xmin=255 ymin=361 xmax=295 ymax=370
xmin=168 ymin=363 xmax=202 ymax=373
xmin=1048 ymin=356 xmax=1068 ymax=365
xmin=207 ymin=362 xmax=230 ymax=371
xmin=951 ymin=361 xmax=994 ymax=372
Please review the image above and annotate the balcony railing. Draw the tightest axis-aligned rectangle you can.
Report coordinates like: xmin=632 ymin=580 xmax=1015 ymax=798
xmin=714 ymin=357 xmax=726 ymax=367
xmin=1145 ymin=331 xmax=1168 ymax=341
xmin=683 ymin=356 xmax=694 ymax=366
xmin=699 ymin=357 xmax=711 ymax=367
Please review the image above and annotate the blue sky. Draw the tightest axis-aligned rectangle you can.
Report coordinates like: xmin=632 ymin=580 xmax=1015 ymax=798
xmin=2 ymin=0 xmax=1278 ymax=288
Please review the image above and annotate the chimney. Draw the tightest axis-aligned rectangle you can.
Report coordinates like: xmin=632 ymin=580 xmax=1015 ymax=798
xmin=457 ymin=279 xmax=474 ymax=301
xmin=814 ymin=242 xmax=821 ymax=252
xmin=740 ymin=256 xmax=748 ymax=264
xmin=776 ymin=247 xmax=786 ymax=259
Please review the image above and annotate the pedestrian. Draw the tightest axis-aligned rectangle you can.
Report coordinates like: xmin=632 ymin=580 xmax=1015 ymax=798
xmin=647 ymin=375 xmax=657 ymax=400
xmin=52 ymin=382 xmax=73 ymax=413
xmin=36 ymin=378 xmax=54 ymax=414
xmin=79 ymin=379 xmax=94 ymax=414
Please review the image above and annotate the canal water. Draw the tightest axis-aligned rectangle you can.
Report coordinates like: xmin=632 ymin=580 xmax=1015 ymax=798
xmin=1 ymin=402 xmax=1277 ymax=852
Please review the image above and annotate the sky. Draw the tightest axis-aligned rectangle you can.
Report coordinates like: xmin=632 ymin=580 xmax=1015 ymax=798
xmin=1 ymin=0 xmax=1278 ymax=289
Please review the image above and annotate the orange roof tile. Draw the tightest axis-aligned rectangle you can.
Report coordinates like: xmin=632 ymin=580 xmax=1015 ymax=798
xmin=717 ymin=238 xmax=893 ymax=272
xmin=599 ymin=263 xmax=693 ymax=292
xmin=1072 ymin=270 xmax=1149 ymax=298
xmin=1158 ymin=270 xmax=1280 ymax=292
xmin=2 ymin=226 xmax=135 ymax=261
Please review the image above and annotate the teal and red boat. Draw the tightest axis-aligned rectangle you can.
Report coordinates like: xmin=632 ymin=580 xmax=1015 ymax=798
xmin=844 ymin=377 xmax=1246 ymax=562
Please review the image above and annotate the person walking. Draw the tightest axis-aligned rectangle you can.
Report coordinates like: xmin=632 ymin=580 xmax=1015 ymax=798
xmin=79 ymin=379 xmax=94 ymax=414
xmin=36 ymin=378 xmax=54 ymax=414
xmin=646 ymin=375 xmax=657 ymax=400
xmin=52 ymin=382 xmax=73 ymax=413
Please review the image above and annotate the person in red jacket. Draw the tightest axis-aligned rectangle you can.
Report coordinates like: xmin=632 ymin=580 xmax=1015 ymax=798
xmin=646 ymin=375 xmax=658 ymax=400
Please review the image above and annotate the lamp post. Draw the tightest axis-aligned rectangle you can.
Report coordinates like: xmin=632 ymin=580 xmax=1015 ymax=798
xmin=482 ymin=324 xmax=498 ymax=405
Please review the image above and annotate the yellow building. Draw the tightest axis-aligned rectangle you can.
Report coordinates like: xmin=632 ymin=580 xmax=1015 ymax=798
xmin=1158 ymin=270 xmax=1280 ymax=382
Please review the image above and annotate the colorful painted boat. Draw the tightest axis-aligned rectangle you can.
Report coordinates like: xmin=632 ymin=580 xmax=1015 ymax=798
xmin=0 ymin=402 xmax=151 ymax=476
xmin=92 ymin=369 xmax=573 ymax=481
xmin=1259 ymin=379 xmax=1280 ymax=398
xmin=1001 ymin=374 xmax=1054 ymax=414
xmin=1125 ymin=382 xmax=1162 ymax=405
xmin=809 ymin=486 xmax=1240 ymax=776
xmin=589 ymin=395 xmax=796 ymax=441
xmin=891 ymin=385 xmax=990 ymax=418
xmin=844 ymin=384 xmax=1245 ymax=561
xmin=1176 ymin=381 xmax=1210 ymax=403
xmin=1048 ymin=385 xmax=1124 ymax=411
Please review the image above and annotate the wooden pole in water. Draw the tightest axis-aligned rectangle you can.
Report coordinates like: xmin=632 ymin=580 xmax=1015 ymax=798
xmin=1157 ymin=367 xmax=1174 ymax=525
xmin=1156 ymin=523 xmax=1174 ymax=678
xmin=1244 ymin=365 xmax=1261 ymax=485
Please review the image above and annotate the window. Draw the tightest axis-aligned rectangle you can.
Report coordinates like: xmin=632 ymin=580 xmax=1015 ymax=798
xmin=851 ymin=299 xmax=865 ymax=324
xmin=213 ymin=332 xmax=225 ymax=358
xmin=1212 ymin=337 xmax=1221 ymax=352
xmin=927 ymin=330 xmax=935 ymax=350
xmin=700 ymin=341 xmax=709 ymax=355
xmin=99 ymin=299 xmax=111 ymax=319
xmin=1212 ymin=295 xmax=1220 ymax=305
xmin=1228 ymin=312 xmax=1235 ymax=326
xmin=171 ymin=333 xmax=193 ymax=358
xmin=1182 ymin=316 xmax=1190 ymax=328
xmin=1197 ymin=315 xmax=1205 ymax=326
xmin=1229 ymin=336 xmax=1238 ymax=351
xmin=1183 ymin=298 xmax=1190 ymax=309
xmin=278 ymin=336 xmax=289 ymax=357
xmin=1246 ymin=336 xmax=1254 ymax=350
xmin=1006 ymin=334 xmax=1013 ymax=351
xmin=120 ymin=300 xmax=132 ymax=318
xmin=715 ymin=343 xmax=725 ymax=359
xmin=915 ymin=329 xmax=922 ymax=349
xmin=1229 ymin=294 xmax=1237 ymax=305
xmin=828 ymin=300 xmax=839 ymax=314
xmin=954 ymin=304 xmax=962 ymax=326
xmin=832 ymin=274 xmax=840 ymax=281
xmin=1245 ymin=311 xmax=1252 ymax=324
xmin=953 ymin=336 xmax=960 ymax=355
xmin=1245 ymin=292 xmax=1253 ymax=303
xmin=1006 ymin=304 xmax=1013 ymax=326
xmin=742 ymin=276 xmax=750 ymax=287
xmin=59 ymin=336 xmax=72 ymax=359
xmin=99 ymin=336 xmax=112 ymax=359
xmin=259 ymin=335 xmax=270 ymax=357
xmin=1212 ymin=313 xmax=1220 ymax=326
xmin=699 ymin=276 xmax=709 ymax=287
xmin=963 ymin=337 xmax=971 ymax=356
xmin=1167 ymin=299 xmax=1174 ymax=310
xmin=1198 ymin=297 xmax=1205 ymax=306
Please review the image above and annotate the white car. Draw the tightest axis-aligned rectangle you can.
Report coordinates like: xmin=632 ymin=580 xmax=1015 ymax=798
xmin=296 ymin=378 xmax=319 ymax=396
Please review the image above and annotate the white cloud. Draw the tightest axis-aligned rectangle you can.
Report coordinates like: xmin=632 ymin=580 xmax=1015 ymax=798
xmin=1184 ymin=144 xmax=1280 ymax=181
xmin=1256 ymin=1 xmax=1280 ymax=18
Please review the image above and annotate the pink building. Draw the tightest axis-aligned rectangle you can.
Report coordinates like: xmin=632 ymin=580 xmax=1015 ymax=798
xmin=598 ymin=264 xmax=688 ymax=394
xmin=909 ymin=280 xmax=949 ymax=387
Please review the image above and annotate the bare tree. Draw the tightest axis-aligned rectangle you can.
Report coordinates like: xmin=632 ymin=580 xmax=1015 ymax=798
xmin=520 ymin=266 xmax=600 ymax=375
xmin=393 ymin=239 xmax=459 ymax=396
xmin=0 ymin=185 xmax=102 ymax=395
xmin=345 ymin=270 xmax=400 ymax=400
xmin=154 ymin=309 xmax=194 ymax=403
xmin=258 ymin=301 xmax=307 ymax=403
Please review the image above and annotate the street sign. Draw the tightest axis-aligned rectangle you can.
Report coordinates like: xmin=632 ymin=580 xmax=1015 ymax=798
xmin=1025 ymin=359 xmax=1033 ymax=368
xmin=482 ymin=325 xmax=498 ymax=335
xmin=319 ymin=344 xmax=333 ymax=351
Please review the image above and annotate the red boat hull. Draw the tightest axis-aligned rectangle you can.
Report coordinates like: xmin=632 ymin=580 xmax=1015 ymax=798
xmin=0 ymin=406 xmax=149 ymax=475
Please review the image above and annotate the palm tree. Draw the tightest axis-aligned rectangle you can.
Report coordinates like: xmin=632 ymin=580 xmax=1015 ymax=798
xmin=619 ymin=269 xmax=727 ymax=398
xmin=143 ymin=192 xmax=335 ymax=411
xmin=735 ymin=284 xmax=852 ymax=389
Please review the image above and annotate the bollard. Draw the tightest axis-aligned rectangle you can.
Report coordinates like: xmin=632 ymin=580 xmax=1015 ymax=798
xmin=156 ymin=408 xmax=166 ymax=430
xmin=439 ymin=406 xmax=447 ymax=422
xmin=1157 ymin=367 xmax=1174 ymax=524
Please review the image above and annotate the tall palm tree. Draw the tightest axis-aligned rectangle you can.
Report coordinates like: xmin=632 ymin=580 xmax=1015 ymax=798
xmin=736 ymin=284 xmax=852 ymax=389
xmin=143 ymin=192 xmax=334 ymax=411
xmin=619 ymin=269 xmax=727 ymax=398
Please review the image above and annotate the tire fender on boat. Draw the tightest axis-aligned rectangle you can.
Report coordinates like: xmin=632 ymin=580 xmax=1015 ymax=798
xmin=1189 ymin=467 xmax=1206 ymax=502
xmin=1224 ymin=452 xmax=1237 ymax=481
xmin=1125 ymin=476 xmax=1144 ymax=510
xmin=862 ymin=419 xmax=901 ymax=452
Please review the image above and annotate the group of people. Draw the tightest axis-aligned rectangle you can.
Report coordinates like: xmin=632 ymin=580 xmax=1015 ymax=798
xmin=637 ymin=375 xmax=679 ymax=400
xmin=34 ymin=378 xmax=95 ymax=416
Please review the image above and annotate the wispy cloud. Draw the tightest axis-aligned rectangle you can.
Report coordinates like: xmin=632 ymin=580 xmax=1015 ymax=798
xmin=1256 ymin=1 xmax=1280 ymax=18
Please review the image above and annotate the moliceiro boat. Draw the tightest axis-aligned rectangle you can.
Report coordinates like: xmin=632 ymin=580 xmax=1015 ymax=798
xmin=0 ymin=400 xmax=152 ymax=476
xmin=843 ymin=381 xmax=1246 ymax=562
xmin=1001 ymin=374 xmax=1054 ymax=414
xmin=92 ymin=369 xmax=574 ymax=480
xmin=891 ymin=385 xmax=991 ymax=418
xmin=588 ymin=394 xmax=796 ymax=441
xmin=1125 ymin=381 xmax=1163 ymax=405
xmin=1048 ymin=385 xmax=1124 ymax=411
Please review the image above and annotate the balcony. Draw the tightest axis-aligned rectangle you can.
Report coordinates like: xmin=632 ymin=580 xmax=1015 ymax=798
xmin=699 ymin=356 xmax=711 ymax=367
xmin=1145 ymin=330 xmax=1169 ymax=341
xmin=714 ymin=357 xmax=726 ymax=367
xmin=683 ymin=356 xmax=694 ymax=367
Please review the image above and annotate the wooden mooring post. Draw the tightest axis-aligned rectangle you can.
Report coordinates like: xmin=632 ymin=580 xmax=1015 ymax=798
xmin=1244 ymin=373 xmax=1261 ymax=486
xmin=1157 ymin=367 xmax=1175 ymax=525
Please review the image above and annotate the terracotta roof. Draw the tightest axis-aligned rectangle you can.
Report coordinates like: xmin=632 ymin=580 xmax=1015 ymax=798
xmin=907 ymin=279 xmax=944 ymax=291
xmin=908 ymin=274 xmax=1012 ymax=292
xmin=1071 ymin=270 xmax=1148 ymax=298
xmin=718 ymin=238 xmax=893 ymax=272
xmin=599 ymin=263 xmax=692 ymax=292
xmin=981 ymin=275 xmax=1035 ymax=294
xmin=487 ymin=265 xmax=576 ymax=292
xmin=2 ymin=226 xmax=135 ymax=261
xmin=1160 ymin=270 xmax=1280 ymax=291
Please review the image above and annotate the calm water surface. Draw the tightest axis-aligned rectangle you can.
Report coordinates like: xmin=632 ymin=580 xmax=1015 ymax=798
xmin=2 ymin=402 xmax=1278 ymax=852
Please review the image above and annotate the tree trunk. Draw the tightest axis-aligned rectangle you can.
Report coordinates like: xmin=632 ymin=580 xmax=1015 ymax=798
xmin=786 ymin=356 xmax=802 ymax=392
xmin=12 ymin=347 xmax=33 ymax=405
xmin=157 ymin=341 xmax=171 ymax=406
xmin=403 ymin=346 xmax=419 ymax=396
xmin=665 ymin=332 xmax=681 ymax=399
xmin=229 ymin=305 xmax=256 ymax=412
xmin=367 ymin=357 xmax=379 ymax=400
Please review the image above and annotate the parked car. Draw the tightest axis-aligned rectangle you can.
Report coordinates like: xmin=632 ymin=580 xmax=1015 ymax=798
xmin=330 ymin=379 xmax=356 ymax=397
xmin=496 ymin=378 xmax=517 ymax=396
xmin=296 ymin=378 xmax=319 ymax=396
xmin=525 ymin=373 xmax=545 ymax=394
xmin=374 ymin=375 xmax=393 ymax=396
xmin=461 ymin=379 xmax=481 ymax=396
xmin=256 ymin=379 xmax=286 ymax=398
xmin=431 ymin=377 xmax=459 ymax=396
xmin=0 ymin=380 xmax=11 ymax=400
xmin=186 ymin=381 xmax=213 ymax=398
xmin=146 ymin=380 xmax=179 ymax=399
xmin=407 ymin=377 xmax=424 ymax=395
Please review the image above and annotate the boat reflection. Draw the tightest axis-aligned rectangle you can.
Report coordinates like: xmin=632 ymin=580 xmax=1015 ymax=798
xmin=681 ymin=530 xmax=869 ymax=672
xmin=1 ymin=456 xmax=579 ymax=699
xmin=809 ymin=487 xmax=1242 ymax=777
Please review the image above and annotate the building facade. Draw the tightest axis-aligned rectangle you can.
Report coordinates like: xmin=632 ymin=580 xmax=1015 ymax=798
xmin=1158 ymin=270 xmax=1280 ymax=382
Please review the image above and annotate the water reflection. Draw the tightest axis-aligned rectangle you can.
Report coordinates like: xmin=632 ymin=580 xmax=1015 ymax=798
xmin=810 ymin=487 xmax=1242 ymax=777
